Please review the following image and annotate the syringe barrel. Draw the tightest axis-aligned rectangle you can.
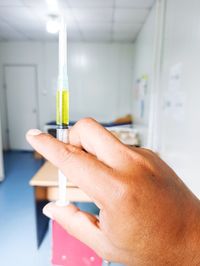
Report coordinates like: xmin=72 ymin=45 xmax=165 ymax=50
xmin=56 ymin=128 xmax=69 ymax=207
xmin=56 ymin=89 xmax=69 ymax=126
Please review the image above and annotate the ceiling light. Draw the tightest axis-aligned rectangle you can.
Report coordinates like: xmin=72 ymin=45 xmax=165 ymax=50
xmin=46 ymin=15 xmax=60 ymax=34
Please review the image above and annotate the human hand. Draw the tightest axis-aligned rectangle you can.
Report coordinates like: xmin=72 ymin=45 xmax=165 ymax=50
xmin=26 ymin=118 xmax=200 ymax=266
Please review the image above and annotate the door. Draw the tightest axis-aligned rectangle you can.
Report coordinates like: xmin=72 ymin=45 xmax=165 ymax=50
xmin=5 ymin=65 xmax=38 ymax=150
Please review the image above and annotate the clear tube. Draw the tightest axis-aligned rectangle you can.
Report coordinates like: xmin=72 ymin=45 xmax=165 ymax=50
xmin=56 ymin=16 xmax=69 ymax=206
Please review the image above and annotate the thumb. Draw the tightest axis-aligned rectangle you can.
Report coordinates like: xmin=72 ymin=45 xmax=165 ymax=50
xmin=43 ymin=203 xmax=106 ymax=257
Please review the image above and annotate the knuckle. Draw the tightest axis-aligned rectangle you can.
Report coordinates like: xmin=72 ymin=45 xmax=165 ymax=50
xmin=57 ymin=145 xmax=77 ymax=166
xmin=125 ymin=146 xmax=145 ymax=162
xmin=142 ymin=148 xmax=156 ymax=156
xmin=115 ymin=182 xmax=128 ymax=201
xmin=131 ymin=150 xmax=149 ymax=167
xmin=110 ymin=178 xmax=131 ymax=205
xmin=110 ymin=172 xmax=140 ymax=206
xmin=120 ymin=183 xmax=135 ymax=203
xmin=76 ymin=117 xmax=96 ymax=128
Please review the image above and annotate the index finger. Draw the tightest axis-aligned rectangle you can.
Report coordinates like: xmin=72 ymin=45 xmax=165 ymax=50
xmin=26 ymin=130 xmax=118 ymax=208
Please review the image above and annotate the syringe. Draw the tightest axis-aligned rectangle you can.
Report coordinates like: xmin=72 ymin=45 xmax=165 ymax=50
xmin=55 ymin=15 xmax=111 ymax=266
xmin=56 ymin=16 xmax=69 ymax=206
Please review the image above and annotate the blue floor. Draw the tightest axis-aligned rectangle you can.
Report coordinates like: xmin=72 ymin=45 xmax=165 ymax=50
xmin=0 ymin=151 xmax=51 ymax=266
xmin=0 ymin=151 xmax=123 ymax=266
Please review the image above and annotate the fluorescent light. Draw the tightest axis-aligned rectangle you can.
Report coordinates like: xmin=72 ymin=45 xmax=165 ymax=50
xmin=46 ymin=15 xmax=60 ymax=34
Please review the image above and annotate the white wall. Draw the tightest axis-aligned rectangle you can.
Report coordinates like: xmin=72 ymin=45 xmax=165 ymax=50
xmin=158 ymin=0 xmax=200 ymax=198
xmin=0 ymin=115 xmax=4 ymax=181
xmin=133 ymin=0 xmax=200 ymax=198
xmin=132 ymin=5 xmax=156 ymax=146
xmin=0 ymin=42 xmax=134 ymax=149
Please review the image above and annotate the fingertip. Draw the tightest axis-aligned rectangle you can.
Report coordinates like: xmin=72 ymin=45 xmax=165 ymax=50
xmin=42 ymin=202 xmax=78 ymax=220
xmin=43 ymin=202 xmax=56 ymax=219
xmin=26 ymin=129 xmax=42 ymax=140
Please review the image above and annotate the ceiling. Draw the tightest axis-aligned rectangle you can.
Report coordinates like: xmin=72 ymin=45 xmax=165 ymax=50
xmin=0 ymin=0 xmax=155 ymax=42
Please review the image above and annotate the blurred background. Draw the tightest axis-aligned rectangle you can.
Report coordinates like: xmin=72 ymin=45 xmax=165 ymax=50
xmin=0 ymin=0 xmax=200 ymax=265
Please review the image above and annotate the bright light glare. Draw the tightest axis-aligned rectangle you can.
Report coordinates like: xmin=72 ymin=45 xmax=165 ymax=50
xmin=46 ymin=17 xmax=60 ymax=34
xmin=46 ymin=0 xmax=59 ymax=13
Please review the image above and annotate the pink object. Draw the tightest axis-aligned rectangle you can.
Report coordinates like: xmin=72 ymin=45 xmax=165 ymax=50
xmin=52 ymin=221 xmax=103 ymax=266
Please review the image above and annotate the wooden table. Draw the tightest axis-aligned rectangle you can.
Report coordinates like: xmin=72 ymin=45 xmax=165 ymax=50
xmin=30 ymin=161 xmax=92 ymax=247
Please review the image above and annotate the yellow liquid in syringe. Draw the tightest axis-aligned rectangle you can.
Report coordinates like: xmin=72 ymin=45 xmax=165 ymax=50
xmin=56 ymin=90 xmax=69 ymax=126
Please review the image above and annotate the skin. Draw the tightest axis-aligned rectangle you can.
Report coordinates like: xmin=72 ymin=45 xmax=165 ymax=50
xmin=26 ymin=118 xmax=200 ymax=266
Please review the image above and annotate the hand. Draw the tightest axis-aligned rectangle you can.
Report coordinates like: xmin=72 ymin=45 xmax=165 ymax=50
xmin=26 ymin=118 xmax=200 ymax=266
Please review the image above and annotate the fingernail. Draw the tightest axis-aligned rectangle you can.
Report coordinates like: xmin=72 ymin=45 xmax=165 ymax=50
xmin=43 ymin=203 xmax=54 ymax=219
xmin=27 ymin=129 xmax=42 ymax=136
